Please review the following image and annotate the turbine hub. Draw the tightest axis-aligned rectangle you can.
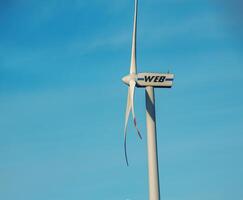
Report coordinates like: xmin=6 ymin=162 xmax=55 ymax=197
xmin=122 ymin=75 xmax=130 ymax=85
xmin=122 ymin=74 xmax=137 ymax=85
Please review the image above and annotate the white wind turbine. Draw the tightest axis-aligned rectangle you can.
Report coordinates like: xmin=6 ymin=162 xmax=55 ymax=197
xmin=122 ymin=0 xmax=174 ymax=200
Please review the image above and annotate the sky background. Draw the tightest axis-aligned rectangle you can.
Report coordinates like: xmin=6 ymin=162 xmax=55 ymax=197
xmin=0 ymin=0 xmax=243 ymax=200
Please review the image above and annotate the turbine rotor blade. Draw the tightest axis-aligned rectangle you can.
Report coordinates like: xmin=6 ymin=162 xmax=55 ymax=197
xmin=129 ymin=80 xmax=142 ymax=139
xmin=130 ymin=0 xmax=138 ymax=74
xmin=123 ymin=80 xmax=142 ymax=166
xmin=124 ymin=89 xmax=132 ymax=166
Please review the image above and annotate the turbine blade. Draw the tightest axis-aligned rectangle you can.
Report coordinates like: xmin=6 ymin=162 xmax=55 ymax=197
xmin=123 ymin=80 xmax=142 ymax=166
xmin=124 ymin=89 xmax=132 ymax=166
xmin=129 ymin=80 xmax=142 ymax=139
xmin=130 ymin=0 xmax=138 ymax=74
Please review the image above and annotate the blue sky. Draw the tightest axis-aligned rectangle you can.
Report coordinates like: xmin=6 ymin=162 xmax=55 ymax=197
xmin=0 ymin=0 xmax=243 ymax=200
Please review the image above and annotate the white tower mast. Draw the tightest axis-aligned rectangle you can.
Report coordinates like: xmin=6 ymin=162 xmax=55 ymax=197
xmin=146 ymin=86 xmax=160 ymax=200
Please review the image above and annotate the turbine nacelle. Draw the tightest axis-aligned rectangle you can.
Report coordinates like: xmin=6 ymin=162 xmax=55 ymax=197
xmin=122 ymin=72 xmax=174 ymax=88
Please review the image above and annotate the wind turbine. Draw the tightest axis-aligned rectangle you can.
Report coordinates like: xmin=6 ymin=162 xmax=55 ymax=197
xmin=122 ymin=0 xmax=174 ymax=200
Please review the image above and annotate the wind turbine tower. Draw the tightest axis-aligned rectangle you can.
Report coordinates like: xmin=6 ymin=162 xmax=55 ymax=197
xmin=122 ymin=0 xmax=174 ymax=200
